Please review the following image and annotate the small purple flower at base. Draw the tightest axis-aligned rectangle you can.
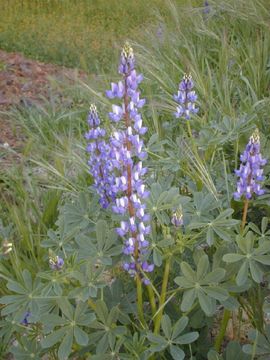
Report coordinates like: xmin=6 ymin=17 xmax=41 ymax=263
xmin=49 ymin=255 xmax=64 ymax=271
xmin=21 ymin=311 xmax=31 ymax=326
xmin=234 ymin=129 xmax=267 ymax=201
xmin=171 ymin=209 xmax=184 ymax=227
xmin=174 ymin=74 xmax=199 ymax=120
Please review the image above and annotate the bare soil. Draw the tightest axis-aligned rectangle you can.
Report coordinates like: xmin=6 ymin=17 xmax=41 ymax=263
xmin=0 ymin=49 xmax=86 ymax=164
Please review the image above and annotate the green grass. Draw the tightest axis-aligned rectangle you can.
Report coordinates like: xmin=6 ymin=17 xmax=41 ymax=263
xmin=0 ymin=0 xmax=169 ymax=72
xmin=127 ymin=0 xmax=270 ymax=132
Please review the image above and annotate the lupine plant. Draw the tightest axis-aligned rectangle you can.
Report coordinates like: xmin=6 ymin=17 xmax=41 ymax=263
xmin=0 ymin=33 xmax=270 ymax=360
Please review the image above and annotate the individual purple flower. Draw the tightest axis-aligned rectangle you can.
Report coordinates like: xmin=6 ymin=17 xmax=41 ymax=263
xmin=174 ymin=73 xmax=199 ymax=120
xmin=85 ymin=104 xmax=115 ymax=208
xmin=234 ymin=129 xmax=267 ymax=200
xmin=106 ymin=42 xmax=153 ymax=283
xmin=156 ymin=24 xmax=164 ymax=41
xmin=21 ymin=311 xmax=31 ymax=326
xmin=171 ymin=209 xmax=184 ymax=227
xmin=203 ymin=1 xmax=210 ymax=14
xmin=49 ymin=255 xmax=64 ymax=270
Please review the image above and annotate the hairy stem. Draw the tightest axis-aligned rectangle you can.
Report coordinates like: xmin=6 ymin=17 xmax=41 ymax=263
xmin=154 ymin=257 xmax=171 ymax=334
xmin=136 ymin=274 xmax=146 ymax=327
xmin=214 ymin=309 xmax=231 ymax=352
xmin=147 ymin=284 xmax=157 ymax=321
xmin=241 ymin=199 xmax=249 ymax=231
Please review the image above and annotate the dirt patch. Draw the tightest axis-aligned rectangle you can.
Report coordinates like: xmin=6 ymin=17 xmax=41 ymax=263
xmin=0 ymin=49 xmax=87 ymax=163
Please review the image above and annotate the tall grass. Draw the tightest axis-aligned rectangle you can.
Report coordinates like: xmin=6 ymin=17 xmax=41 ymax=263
xmin=0 ymin=0 xmax=168 ymax=72
xmin=135 ymin=0 xmax=270 ymax=134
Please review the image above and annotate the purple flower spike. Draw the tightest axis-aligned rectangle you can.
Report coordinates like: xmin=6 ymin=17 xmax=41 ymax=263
xmin=85 ymin=104 xmax=115 ymax=208
xmin=49 ymin=255 xmax=64 ymax=271
xmin=106 ymin=42 xmax=154 ymax=282
xmin=234 ymin=129 xmax=267 ymax=201
xmin=174 ymin=73 xmax=199 ymax=120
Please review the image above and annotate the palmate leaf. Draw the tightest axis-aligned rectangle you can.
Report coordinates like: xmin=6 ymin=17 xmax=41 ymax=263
xmin=189 ymin=208 xmax=239 ymax=245
xmin=10 ymin=337 xmax=44 ymax=360
xmin=223 ymin=232 xmax=270 ymax=285
xmin=175 ymin=255 xmax=228 ymax=315
xmin=87 ymin=337 xmax=126 ymax=360
xmin=208 ymin=341 xmax=250 ymax=360
xmin=0 ymin=316 xmax=23 ymax=345
xmin=68 ymin=264 xmax=106 ymax=301
xmin=199 ymin=115 xmax=254 ymax=148
xmin=146 ymin=182 xmax=182 ymax=225
xmin=75 ymin=220 xmax=122 ymax=265
xmin=224 ymin=341 xmax=250 ymax=359
xmin=243 ymin=325 xmax=270 ymax=359
xmin=147 ymin=315 xmax=198 ymax=358
xmin=249 ymin=217 xmax=270 ymax=241
xmin=59 ymin=192 xmax=100 ymax=232
xmin=41 ymin=219 xmax=77 ymax=254
xmin=170 ymin=345 xmax=185 ymax=360
xmin=88 ymin=300 xmax=127 ymax=355
xmin=41 ymin=299 xmax=95 ymax=360
xmin=103 ymin=279 xmax=135 ymax=321
xmin=0 ymin=269 xmax=45 ymax=321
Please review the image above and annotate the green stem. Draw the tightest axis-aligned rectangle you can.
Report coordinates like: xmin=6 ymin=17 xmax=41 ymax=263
xmin=88 ymin=298 xmax=96 ymax=311
xmin=136 ymin=275 xmax=146 ymax=327
xmin=147 ymin=284 xmax=157 ymax=320
xmin=252 ymin=329 xmax=259 ymax=360
xmin=238 ymin=296 xmax=253 ymax=322
xmin=186 ymin=121 xmax=193 ymax=139
xmin=186 ymin=121 xmax=203 ymax=191
xmin=154 ymin=257 xmax=171 ymax=334
xmin=248 ymin=286 xmax=265 ymax=334
xmin=186 ymin=121 xmax=199 ymax=157
xmin=222 ymin=150 xmax=230 ymax=207
xmin=235 ymin=137 xmax=239 ymax=170
xmin=241 ymin=199 xmax=249 ymax=231
xmin=214 ymin=309 xmax=231 ymax=352
xmin=257 ymin=285 xmax=265 ymax=333
xmin=238 ymin=307 xmax=243 ymax=341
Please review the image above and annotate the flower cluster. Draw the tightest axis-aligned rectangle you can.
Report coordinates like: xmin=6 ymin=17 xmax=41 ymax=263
xmin=85 ymin=105 xmax=115 ymax=208
xmin=171 ymin=209 xmax=184 ymax=227
xmin=234 ymin=129 xmax=267 ymax=200
xmin=174 ymin=73 xmax=198 ymax=120
xmin=49 ymin=255 xmax=64 ymax=271
xmin=106 ymin=43 xmax=154 ymax=283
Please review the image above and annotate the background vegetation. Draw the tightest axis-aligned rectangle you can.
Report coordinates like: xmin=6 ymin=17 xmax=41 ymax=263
xmin=0 ymin=0 xmax=169 ymax=72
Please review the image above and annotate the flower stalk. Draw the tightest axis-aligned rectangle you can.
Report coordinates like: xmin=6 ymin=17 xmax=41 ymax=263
xmin=214 ymin=308 xmax=231 ymax=352
xmin=106 ymin=43 xmax=154 ymax=325
xmin=154 ymin=256 xmax=171 ymax=334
